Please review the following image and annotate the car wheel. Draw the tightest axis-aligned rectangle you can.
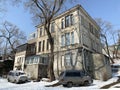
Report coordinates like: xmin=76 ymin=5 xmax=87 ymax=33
xmin=14 ymin=80 xmax=18 ymax=84
xmin=67 ymin=82 xmax=73 ymax=87
xmin=84 ymin=81 xmax=89 ymax=86
xmin=63 ymin=84 xmax=67 ymax=87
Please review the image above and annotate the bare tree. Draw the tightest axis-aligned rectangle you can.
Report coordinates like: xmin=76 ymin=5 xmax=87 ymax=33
xmin=0 ymin=21 xmax=26 ymax=60
xmin=95 ymin=18 xmax=114 ymax=63
xmin=22 ymin=0 xmax=70 ymax=81
xmin=9 ymin=0 xmax=77 ymax=81
xmin=115 ymin=31 xmax=120 ymax=58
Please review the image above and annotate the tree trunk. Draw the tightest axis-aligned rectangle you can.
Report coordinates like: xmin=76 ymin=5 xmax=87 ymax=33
xmin=105 ymin=36 xmax=114 ymax=63
xmin=115 ymin=44 xmax=120 ymax=58
xmin=44 ymin=22 xmax=55 ymax=81
xmin=48 ymin=43 xmax=55 ymax=81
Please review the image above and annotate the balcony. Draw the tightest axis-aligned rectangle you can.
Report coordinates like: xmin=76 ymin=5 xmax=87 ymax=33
xmin=26 ymin=43 xmax=36 ymax=56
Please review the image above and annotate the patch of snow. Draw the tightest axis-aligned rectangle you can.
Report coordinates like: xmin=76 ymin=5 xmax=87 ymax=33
xmin=41 ymin=78 xmax=50 ymax=82
xmin=0 ymin=76 xmax=120 ymax=90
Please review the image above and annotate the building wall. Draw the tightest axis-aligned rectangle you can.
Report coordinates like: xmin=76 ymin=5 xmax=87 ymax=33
xmin=92 ymin=54 xmax=112 ymax=81
xmin=35 ymin=5 xmax=101 ymax=56
xmin=32 ymin=5 xmax=103 ymax=80
xmin=14 ymin=51 xmax=26 ymax=71
xmin=24 ymin=64 xmax=39 ymax=80
xmin=24 ymin=55 xmax=49 ymax=80
xmin=54 ymin=49 xmax=83 ymax=78
xmin=14 ymin=5 xmax=109 ymax=80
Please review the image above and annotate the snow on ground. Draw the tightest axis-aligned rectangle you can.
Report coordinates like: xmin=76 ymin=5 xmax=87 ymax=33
xmin=0 ymin=76 xmax=120 ymax=90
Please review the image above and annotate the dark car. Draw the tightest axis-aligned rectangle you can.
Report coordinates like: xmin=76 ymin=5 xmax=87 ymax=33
xmin=58 ymin=70 xmax=93 ymax=87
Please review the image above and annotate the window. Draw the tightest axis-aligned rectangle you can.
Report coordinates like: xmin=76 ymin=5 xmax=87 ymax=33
xmin=70 ymin=14 xmax=74 ymax=25
xmin=39 ymin=57 xmax=47 ymax=64
xmin=63 ymin=14 xmax=74 ymax=28
xmin=71 ymin=32 xmax=74 ymax=44
xmin=43 ymin=29 xmax=46 ymax=35
xmin=61 ymin=19 xmax=64 ymax=29
xmin=25 ymin=59 xmax=29 ymax=64
xmin=65 ymin=53 xmax=72 ymax=66
xmin=61 ymin=55 xmax=64 ymax=67
xmin=91 ymin=40 xmax=96 ymax=50
xmin=61 ymin=35 xmax=65 ymax=46
xmin=84 ymin=19 xmax=89 ymax=29
xmin=46 ymin=39 xmax=49 ymax=50
xmin=91 ymin=25 xmax=93 ymax=34
xmin=95 ymin=29 xmax=100 ymax=38
xmin=40 ymin=57 xmax=44 ymax=64
xmin=65 ymin=15 xmax=70 ymax=27
xmin=33 ymin=33 xmax=35 ymax=38
xmin=30 ymin=57 xmax=34 ymax=64
xmin=34 ymin=57 xmax=38 ymax=63
xmin=38 ymin=41 xmax=41 ymax=52
xmin=40 ymin=28 xmax=42 ymax=37
xmin=81 ymin=16 xmax=84 ymax=25
xmin=42 ymin=40 xmax=45 ymax=51
xmin=81 ymin=16 xmax=89 ymax=29
xmin=17 ymin=58 xmax=20 ymax=63
xmin=65 ymin=33 xmax=70 ymax=46
xmin=51 ymin=22 xmax=55 ymax=33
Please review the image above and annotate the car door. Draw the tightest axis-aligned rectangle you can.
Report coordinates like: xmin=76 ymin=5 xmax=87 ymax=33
xmin=74 ymin=72 xmax=82 ymax=84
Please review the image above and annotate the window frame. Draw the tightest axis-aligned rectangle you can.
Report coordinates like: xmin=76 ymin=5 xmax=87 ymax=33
xmin=38 ymin=41 xmax=41 ymax=52
xmin=61 ymin=35 xmax=65 ymax=46
xmin=65 ymin=33 xmax=70 ymax=46
xmin=64 ymin=53 xmax=72 ymax=67
xmin=71 ymin=31 xmax=74 ymax=44
xmin=51 ymin=22 xmax=55 ymax=33
xmin=39 ymin=28 xmax=42 ymax=37
xmin=65 ymin=15 xmax=70 ymax=27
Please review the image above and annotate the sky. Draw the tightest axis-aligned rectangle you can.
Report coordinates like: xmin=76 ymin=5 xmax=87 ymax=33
xmin=0 ymin=0 xmax=120 ymax=41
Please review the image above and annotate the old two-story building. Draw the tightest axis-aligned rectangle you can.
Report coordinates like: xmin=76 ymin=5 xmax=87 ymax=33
xmin=14 ymin=5 xmax=112 ymax=81
xmin=14 ymin=32 xmax=48 ymax=80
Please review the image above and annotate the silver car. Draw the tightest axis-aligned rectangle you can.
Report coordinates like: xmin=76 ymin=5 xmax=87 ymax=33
xmin=7 ymin=70 xmax=28 ymax=83
xmin=59 ymin=70 xmax=93 ymax=87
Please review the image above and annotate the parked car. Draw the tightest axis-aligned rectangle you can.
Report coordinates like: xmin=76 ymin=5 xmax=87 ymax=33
xmin=58 ymin=70 xmax=93 ymax=87
xmin=7 ymin=70 xmax=28 ymax=83
xmin=111 ymin=64 xmax=120 ymax=76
